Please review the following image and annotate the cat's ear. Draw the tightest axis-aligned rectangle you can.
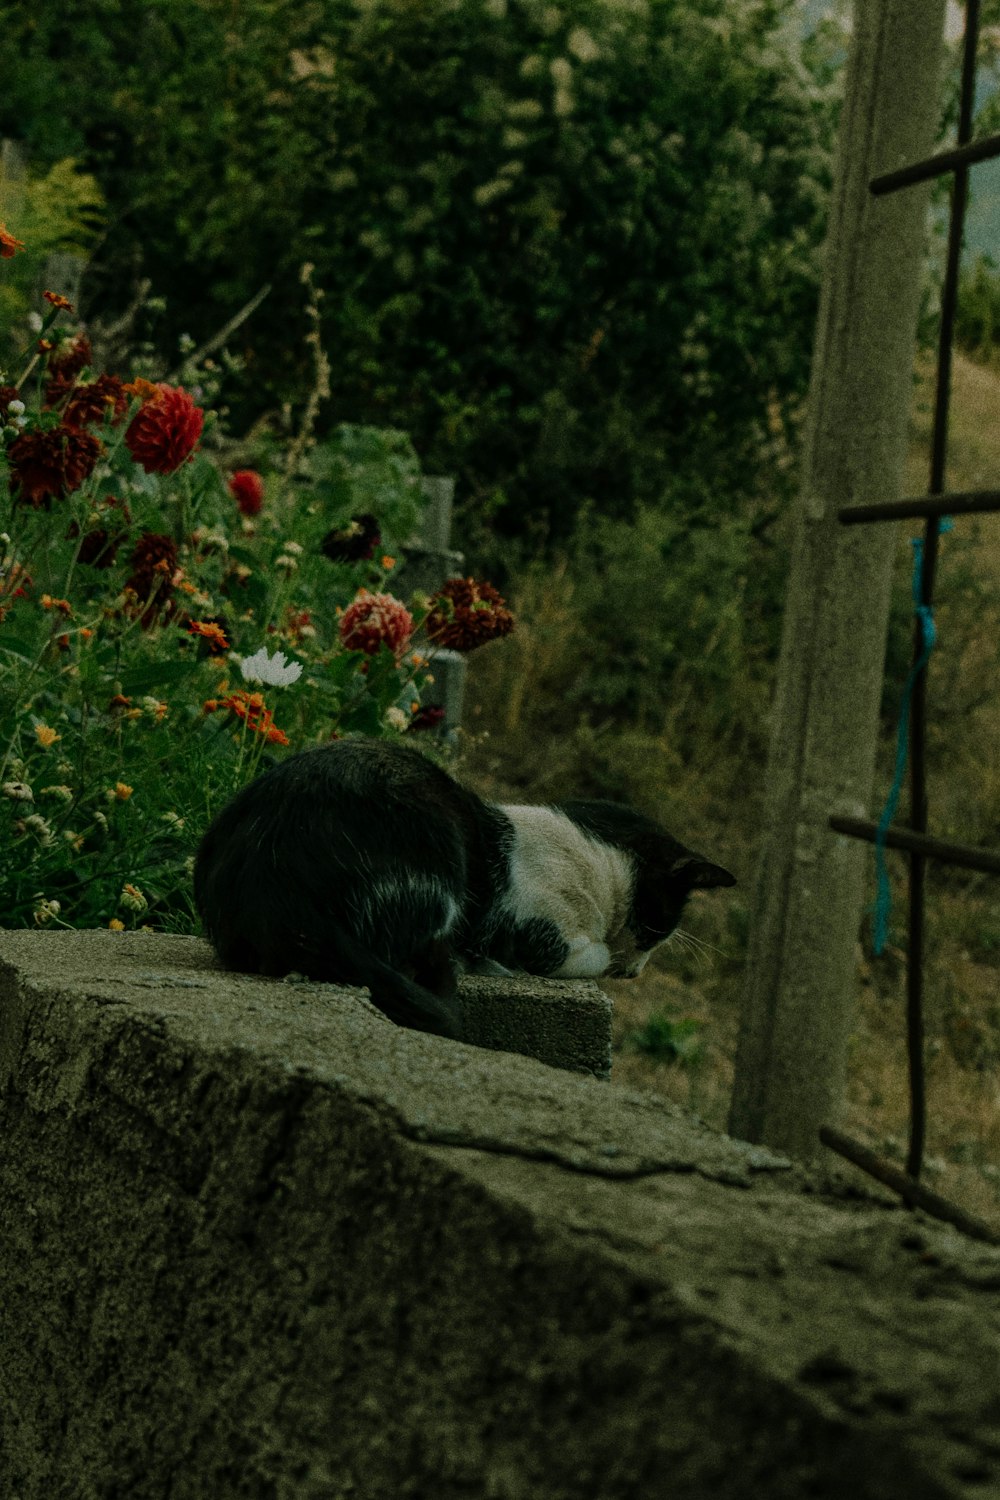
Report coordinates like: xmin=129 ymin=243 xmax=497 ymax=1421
xmin=670 ymin=855 xmax=736 ymax=890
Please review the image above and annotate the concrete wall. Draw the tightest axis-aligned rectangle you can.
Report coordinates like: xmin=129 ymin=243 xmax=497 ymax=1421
xmin=2 ymin=930 xmax=999 ymax=1498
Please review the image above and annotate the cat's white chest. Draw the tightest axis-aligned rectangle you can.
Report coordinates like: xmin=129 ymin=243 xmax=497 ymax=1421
xmin=499 ymin=805 xmax=634 ymax=970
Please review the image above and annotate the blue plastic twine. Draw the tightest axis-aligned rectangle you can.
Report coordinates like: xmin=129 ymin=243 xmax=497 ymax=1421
xmin=872 ymin=518 xmax=953 ymax=955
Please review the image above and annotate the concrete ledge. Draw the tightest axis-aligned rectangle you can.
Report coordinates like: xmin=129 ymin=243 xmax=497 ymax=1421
xmin=457 ymin=970 xmax=612 ymax=1078
xmin=1 ymin=930 xmax=1000 ymax=1498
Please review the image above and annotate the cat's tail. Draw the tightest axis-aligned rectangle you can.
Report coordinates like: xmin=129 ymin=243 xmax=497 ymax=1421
xmin=294 ymin=924 xmax=465 ymax=1040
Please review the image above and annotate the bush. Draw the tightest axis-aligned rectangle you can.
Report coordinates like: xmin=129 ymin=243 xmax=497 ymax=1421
xmin=1 ymin=0 xmax=835 ymax=554
xmin=0 ymin=282 xmax=512 ymax=933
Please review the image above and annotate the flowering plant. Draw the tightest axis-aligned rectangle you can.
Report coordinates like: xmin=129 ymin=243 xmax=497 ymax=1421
xmin=0 ymin=258 xmax=513 ymax=933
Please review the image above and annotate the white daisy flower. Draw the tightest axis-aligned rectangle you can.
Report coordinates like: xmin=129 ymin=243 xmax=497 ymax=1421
xmin=239 ymin=647 xmax=303 ymax=688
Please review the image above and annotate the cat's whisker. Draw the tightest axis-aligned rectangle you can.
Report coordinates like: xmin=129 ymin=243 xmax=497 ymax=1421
xmin=670 ymin=926 xmax=733 ymax=960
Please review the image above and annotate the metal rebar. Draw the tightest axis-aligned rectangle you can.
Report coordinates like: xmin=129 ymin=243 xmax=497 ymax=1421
xmin=869 ymin=128 xmax=1000 ymax=196
xmin=828 ymin=815 xmax=1000 ymax=875
xmin=819 ymin=1127 xmax=1000 ymax=1245
xmin=839 ymin=489 xmax=1000 ymax=523
xmin=866 ymin=0 xmax=982 ymax=1184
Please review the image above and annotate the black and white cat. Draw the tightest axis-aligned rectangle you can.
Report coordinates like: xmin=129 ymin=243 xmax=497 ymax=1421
xmin=194 ymin=738 xmax=735 ymax=1038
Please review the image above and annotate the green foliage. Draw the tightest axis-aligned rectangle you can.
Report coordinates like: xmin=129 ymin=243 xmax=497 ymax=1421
xmin=0 ymin=321 xmax=485 ymax=932
xmin=0 ymin=156 xmax=104 ymax=349
xmin=621 ymin=1010 xmax=703 ymax=1065
xmin=0 ymin=0 xmax=835 ymax=553
xmin=954 ymin=254 xmax=1000 ymax=364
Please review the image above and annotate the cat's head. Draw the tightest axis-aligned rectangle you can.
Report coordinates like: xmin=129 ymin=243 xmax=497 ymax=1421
xmin=556 ymin=799 xmax=736 ymax=978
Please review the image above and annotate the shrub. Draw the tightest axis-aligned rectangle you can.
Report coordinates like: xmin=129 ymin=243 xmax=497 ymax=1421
xmin=1 ymin=0 xmax=836 ymax=553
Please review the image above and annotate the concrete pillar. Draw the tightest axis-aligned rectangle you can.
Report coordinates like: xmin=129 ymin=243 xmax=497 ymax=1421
xmin=728 ymin=0 xmax=948 ymax=1160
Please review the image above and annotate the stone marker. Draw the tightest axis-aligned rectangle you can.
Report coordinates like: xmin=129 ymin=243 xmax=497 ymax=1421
xmin=395 ymin=475 xmax=467 ymax=738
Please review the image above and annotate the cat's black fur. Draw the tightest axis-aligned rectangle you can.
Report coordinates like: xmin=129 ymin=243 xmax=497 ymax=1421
xmin=194 ymin=738 xmax=735 ymax=1038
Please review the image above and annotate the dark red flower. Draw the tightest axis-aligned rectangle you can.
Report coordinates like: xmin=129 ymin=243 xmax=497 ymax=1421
xmin=125 ymin=531 xmax=178 ymax=627
xmin=321 ymin=513 xmax=381 ymax=563
xmin=408 ymin=705 xmax=446 ymax=732
xmin=8 ymin=424 xmax=103 ymax=509
xmin=124 ymin=382 xmax=204 ymax=474
xmin=339 ymin=590 xmax=413 ymax=657
xmin=229 ymin=469 xmax=265 ymax=516
xmin=425 ymin=577 xmax=514 ymax=652
xmin=47 ymin=335 xmax=92 ymax=381
xmin=74 ymin=527 xmax=126 ymax=569
xmin=43 ymin=290 xmax=74 ymax=312
xmin=61 ymin=373 xmax=128 ymax=429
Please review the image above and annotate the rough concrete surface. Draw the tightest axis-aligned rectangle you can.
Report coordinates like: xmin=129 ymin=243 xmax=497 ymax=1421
xmin=1 ymin=930 xmax=999 ymax=1499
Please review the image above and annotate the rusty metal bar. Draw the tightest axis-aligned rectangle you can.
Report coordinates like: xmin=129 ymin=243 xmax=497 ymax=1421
xmin=839 ymin=490 xmax=1000 ymax=524
xmin=820 ymin=1127 xmax=1000 ymax=1245
xmin=829 ymin=816 xmax=1000 ymax=875
xmin=899 ymin=0 xmax=981 ymax=1182
xmin=869 ymin=128 xmax=1000 ymax=196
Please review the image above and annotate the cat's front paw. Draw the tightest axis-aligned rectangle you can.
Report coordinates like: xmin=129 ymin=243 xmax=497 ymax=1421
xmin=554 ymin=937 xmax=611 ymax=979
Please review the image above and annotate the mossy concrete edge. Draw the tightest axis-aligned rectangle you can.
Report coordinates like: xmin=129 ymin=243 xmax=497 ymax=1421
xmin=1 ymin=930 xmax=998 ymax=1499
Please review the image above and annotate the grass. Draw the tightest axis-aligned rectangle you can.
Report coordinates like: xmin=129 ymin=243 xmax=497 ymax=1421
xmin=457 ymin=348 xmax=1000 ymax=1231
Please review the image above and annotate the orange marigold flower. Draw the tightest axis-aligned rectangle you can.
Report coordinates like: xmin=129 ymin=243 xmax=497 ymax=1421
xmin=80 ymin=628 xmax=93 ymax=640
xmin=43 ymin=290 xmax=74 ymax=312
xmin=1 ymin=224 xmax=25 ymax=258
xmin=113 ymin=782 xmax=133 ymax=800
xmin=187 ymin=619 xmax=230 ymax=653
xmin=108 ymin=918 xmax=125 ymax=932
xmin=425 ymin=577 xmax=514 ymax=653
xmin=381 ymin=555 xmax=396 ymax=570
xmin=34 ymin=725 xmax=61 ymax=748
xmin=41 ymin=595 xmax=73 ymax=615
xmin=124 ymin=382 xmax=204 ymax=475
xmin=212 ymin=688 xmax=288 ymax=744
xmin=339 ymin=590 xmax=413 ymax=658
xmin=108 ymin=694 xmax=132 ymax=710
xmin=8 ymin=425 xmax=103 ymax=509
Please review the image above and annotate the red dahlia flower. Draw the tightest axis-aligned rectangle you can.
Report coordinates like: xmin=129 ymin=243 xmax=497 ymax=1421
xmin=8 ymin=424 xmax=103 ymax=509
xmin=229 ymin=470 xmax=265 ymax=516
xmin=339 ymin=590 xmax=413 ymax=657
xmin=425 ymin=577 xmax=514 ymax=652
xmin=124 ymin=382 xmax=204 ymax=474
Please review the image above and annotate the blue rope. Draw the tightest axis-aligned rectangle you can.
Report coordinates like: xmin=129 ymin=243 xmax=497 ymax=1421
xmin=872 ymin=518 xmax=953 ymax=955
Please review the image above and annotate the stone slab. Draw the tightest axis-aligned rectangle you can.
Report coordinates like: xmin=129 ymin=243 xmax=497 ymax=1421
xmin=1 ymin=930 xmax=999 ymax=1499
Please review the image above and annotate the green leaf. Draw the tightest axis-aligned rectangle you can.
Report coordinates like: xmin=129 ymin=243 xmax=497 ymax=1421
xmin=118 ymin=659 xmax=201 ymax=695
xmin=0 ymin=637 xmax=36 ymax=662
